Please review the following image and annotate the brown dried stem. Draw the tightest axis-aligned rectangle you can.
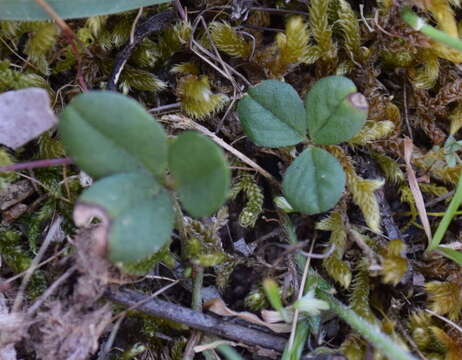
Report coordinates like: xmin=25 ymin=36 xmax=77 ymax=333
xmin=106 ymin=288 xmax=287 ymax=352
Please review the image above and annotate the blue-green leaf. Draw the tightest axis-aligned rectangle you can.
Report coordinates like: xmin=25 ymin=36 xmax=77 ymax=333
xmin=282 ymin=148 xmax=345 ymax=215
xmin=169 ymin=131 xmax=230 ymax=218
xmin=305 ymin=76 xmax=368 ymax=145
xmin=75 ymin=172 xmax=173 ymax=264
xmin=0 ymin=0 xmax=170 ymax=20
xmin=237 ymin=80 xmax=307 ymax=147
xmin=59 ymin=91 xmax=168 ymax=180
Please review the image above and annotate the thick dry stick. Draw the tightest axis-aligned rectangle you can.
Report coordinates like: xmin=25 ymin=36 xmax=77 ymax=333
xmin=106 ymin=289 xmax=287 ymax=352
xmin=107 ymin=10 xmax=176 ymax=91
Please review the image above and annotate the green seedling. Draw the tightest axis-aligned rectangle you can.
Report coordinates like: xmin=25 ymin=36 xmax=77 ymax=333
xmin=400 ymin=8 xmax=462 ymax=266
xmin=292 ymin=289 xmax=329 ymax=317
xmin=59 ymin=91 xmax=230 ymax=265
xmin=262 ymin=278 xmax=290 ymax=322
xmin=279 ymin=213 xmax=416 ymax=360
xmin=400 ymin=7 xmax=462 ymax=53
xmin=427 ymin=168 xmax=462 ymax=258
xmin=0 ymin=0 xmax=170 ymax=20
xmin=237 ymin=76 xmax=368 ymax=215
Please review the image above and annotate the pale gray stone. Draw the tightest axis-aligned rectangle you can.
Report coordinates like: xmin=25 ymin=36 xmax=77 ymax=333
xmin=0 ymin=88 xmax=57 ymax=149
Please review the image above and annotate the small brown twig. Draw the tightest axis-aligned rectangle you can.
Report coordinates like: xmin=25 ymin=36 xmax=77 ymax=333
xmin=149 ymin=102 xmax=181 ymax=114
xmin=248 ymin=6 xmax=308 ymax=16
xmin=161 ymin=114 xmax=278 ymax=186
xmin=129 ymin=7 xmax=144 ymax=45
xmin=348 ymin=227 xmax=380 ymax=272
xmin=4 ymin=247 xmax=68 ymax=285
xmin=13 ymin=216 xmax=63 ymax=312
xmin=15 ymin=172 xmax=71 ymax=203
xmin=33 ymin=0 xmax=75 ymax=40
xmin=27 ymin=265 xmax=76 ymax=314
xmin=107 ymin=10 xmax=176 ymax=91
xmin=33 ymin=0 xmax=88 ymax=90
xmin=106 ymin=289 xmax=287 ymax=352
xmin=98 ymin=315 xmax=125 ymax=360
xmin=425 ymin=190 xmax=455 ymax=207
xmin=425 ymin=309 xmax=462 ymax=335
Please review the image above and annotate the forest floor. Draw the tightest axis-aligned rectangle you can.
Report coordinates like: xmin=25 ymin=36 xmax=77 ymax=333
xmin=2 ymin=0 xmax=462 ymax=359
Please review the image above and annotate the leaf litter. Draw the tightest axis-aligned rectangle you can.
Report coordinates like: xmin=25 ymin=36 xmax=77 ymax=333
xmin=3 ymin=0 xmax=462 ymax=359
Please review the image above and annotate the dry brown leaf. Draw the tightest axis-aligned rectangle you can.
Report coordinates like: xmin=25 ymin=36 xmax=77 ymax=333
xmin=205 ymin=298 xmax=291 ymax=333
xmin=0 ymin=88 xmax=57 ymax=150
xmin=404 ymin=137 xmax=432 ymax=244
xmin=261 ymin=309 xmax=293 ymax=324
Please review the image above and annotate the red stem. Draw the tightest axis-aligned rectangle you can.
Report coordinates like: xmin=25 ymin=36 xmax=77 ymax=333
xmin=0 ymin=157 xmax=73 ymax=172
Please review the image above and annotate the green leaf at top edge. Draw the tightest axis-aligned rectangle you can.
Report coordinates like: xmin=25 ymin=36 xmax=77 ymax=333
xmin=59 ymin=91 xmax=168 ymax=180
xmin=305 ymin=76 xmax=368 ymax=145
xmin=169 ymin=131 xmax=230 ymax=218
xmin=0 ymin=0 xmax=170 ymax=20
xmin=237 ymin=80 xmax=307 ymax=148
xmin=282 ymin=147 xmax=345 ymax=215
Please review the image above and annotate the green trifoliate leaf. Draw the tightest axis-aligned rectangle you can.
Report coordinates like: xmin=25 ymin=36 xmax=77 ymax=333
xmin=237 ymin=80 xmax=307 ymax=147
xmin=74 ymin=172 xmax=173 ymax=264
xmin=282 ymin=148 xmax=346 ymax=215
xmin=169 ymin=131 xmax=230 ymax=218
xmin=59 ymin=91 xmax=168 ymax=180
xmin=305 ymin=76 xmax=368 ymax=145
xmin=0 ymin=0 xmax=170 ymax=20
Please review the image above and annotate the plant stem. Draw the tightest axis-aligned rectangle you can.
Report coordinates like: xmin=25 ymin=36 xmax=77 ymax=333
xmin=279 ymin=212 xmax=312 ymax=359
xmin=162 ymin=114 xmax=279 ymax=186
xmin=428 ymin=170 xmax=462 ymax=251
xmin=281 ymin=322 xmax=310 ymax=360
xmin=401 ymin=8 xmax=462 ymax=52
xmin=280 ymin=212 xmax=306 ymax=270
xmin=0 ymin=157 xmax=73 ymax=173
xmin=216 ymin=345 xmax=244 ymax=360
xmin=192 ymin=265 xmax=204 ymax=311
xmin=319 ymin=293 xmax=417 ymax=360
xmin=33 ymin=0 xmax=88 ymax=90
xmin=184 ymin=264 xmax=205 ymax=359
xmin=171 ymin=196 xmax=188 ymax=259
